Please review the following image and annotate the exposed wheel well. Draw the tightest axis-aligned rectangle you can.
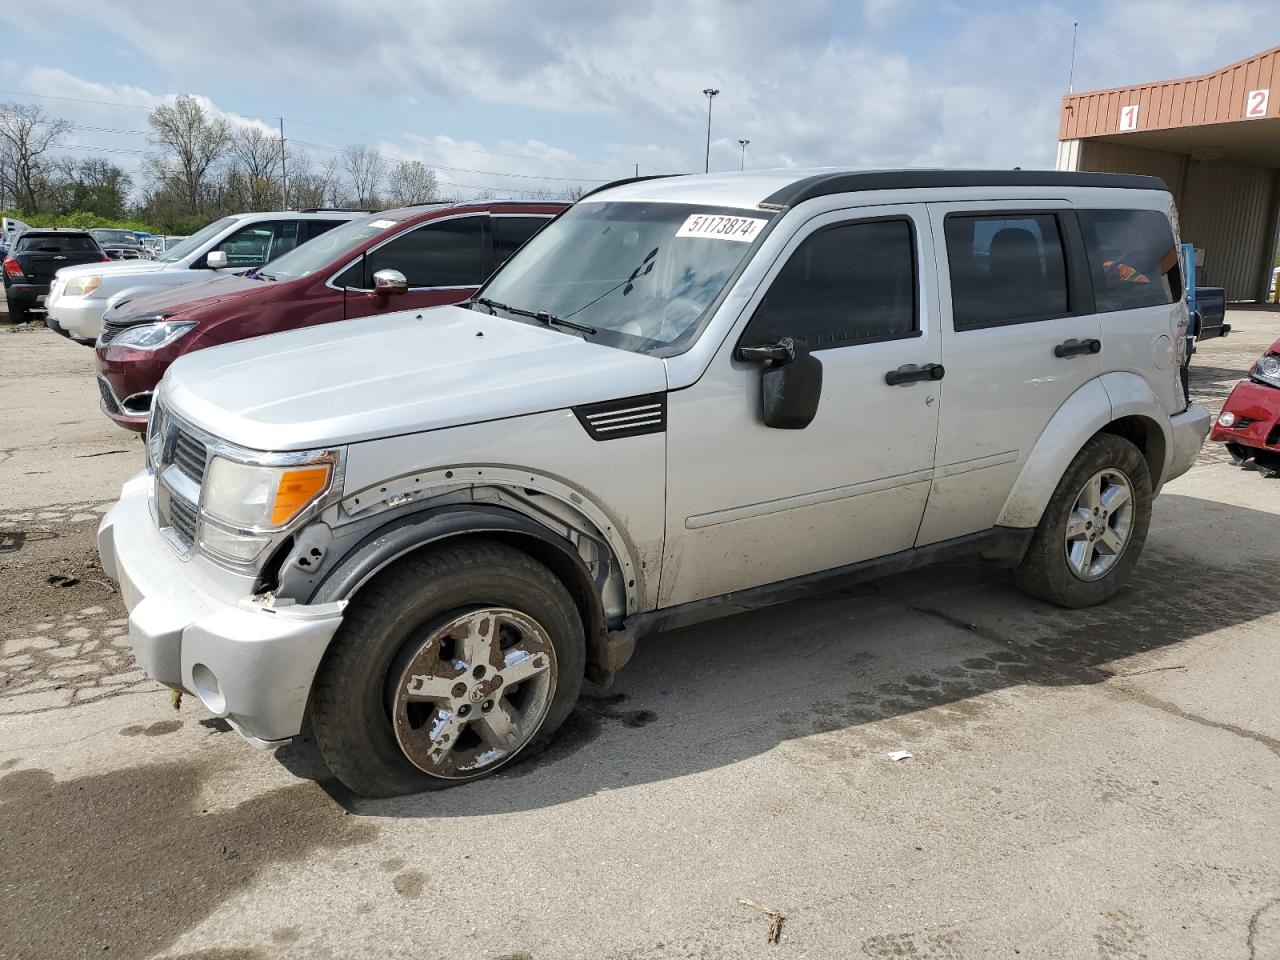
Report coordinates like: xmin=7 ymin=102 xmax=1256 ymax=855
xmin=1100 ymin=415 xmax=1167 ymax=488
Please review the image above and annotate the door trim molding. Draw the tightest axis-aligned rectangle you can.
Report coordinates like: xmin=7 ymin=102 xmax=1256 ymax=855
xmin=685 ymin=467 xmax=933 ymax=529
xmin=934 ymin=449 xmax=1019 ymax=479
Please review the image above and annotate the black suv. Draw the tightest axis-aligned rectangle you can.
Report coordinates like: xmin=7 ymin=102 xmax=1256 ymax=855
xmin=3 ymin=230 xmax=107 ymax=322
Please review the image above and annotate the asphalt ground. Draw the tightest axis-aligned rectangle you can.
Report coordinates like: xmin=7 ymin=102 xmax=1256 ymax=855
xmin=1 ymin=309 xmax=1278 ymax=960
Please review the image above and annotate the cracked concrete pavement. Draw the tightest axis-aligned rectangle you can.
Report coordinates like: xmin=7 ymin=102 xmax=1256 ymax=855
xmin=1 ymin=313 xmax=1279 ymax=959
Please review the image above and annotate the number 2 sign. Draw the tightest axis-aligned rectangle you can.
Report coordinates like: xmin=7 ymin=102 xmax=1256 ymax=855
xmin=1118 ymin=104 xmax=1140 ymax=131
xmin=1246 ymin=89 xmax=1269 ymax=119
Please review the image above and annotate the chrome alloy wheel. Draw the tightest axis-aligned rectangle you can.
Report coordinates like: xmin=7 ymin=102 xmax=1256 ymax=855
xmin=391 ymin=608 xmax=557 ymax=779
xmin=1064 ymin=468 xmax=1134 ymax=581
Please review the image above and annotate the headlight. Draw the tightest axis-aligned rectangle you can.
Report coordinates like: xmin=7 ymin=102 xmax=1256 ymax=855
xmin=63 ymin=275 xmax=102 ymax=297
xmin=1254 ymin=354 xmax=1280 ymax=389
xmin=202 ymin=456 xmax=333 ymax=530
xmin=110 ymin=320 xmax=197 ymax=351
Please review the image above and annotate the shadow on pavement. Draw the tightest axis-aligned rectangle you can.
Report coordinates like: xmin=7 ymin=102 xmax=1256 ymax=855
xmin=274 ymin=493 xmax=1280 ymax=816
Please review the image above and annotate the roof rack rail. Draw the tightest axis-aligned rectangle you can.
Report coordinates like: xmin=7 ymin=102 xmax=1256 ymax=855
xmin=761 ymin=169 xmax=1167 ymax=208
xmin=578 ymin=174 xmax=683 ymax=202
xmin=298 ymin=207 xmax=378 ymax=213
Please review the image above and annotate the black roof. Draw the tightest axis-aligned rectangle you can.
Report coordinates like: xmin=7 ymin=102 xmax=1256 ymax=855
xmin=762 ymin=169 xmax=1167 ymax=208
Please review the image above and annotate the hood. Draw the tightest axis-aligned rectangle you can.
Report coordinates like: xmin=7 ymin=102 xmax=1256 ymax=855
xmin=105 ymin=273 xmax=270 ymax=322
xmin=163 ymin=304 xmax=669 ymax=451
xmin=56 ymin=259 xmax=174 ymax=280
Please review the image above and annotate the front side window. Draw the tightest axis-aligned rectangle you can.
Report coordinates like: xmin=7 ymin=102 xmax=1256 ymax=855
xmin=1078 ymin=209 xmax=1181 ymax=312
xmin=479 ymin=202 xmax=773 ymax=356
xmin=268 ymin=216 xmax=399 ymax=282
xmin=213 ymin=220 xmax=301 ymax=268
xmin=744 ymin=218 xmax=917 ymax=350
xmin=491 ymin=216 xmax=550 ymax=272
xmin=364 ymin=216 xmax=486 ymax=288
xmin=945 ymin=213 xmax=1069 ymax=330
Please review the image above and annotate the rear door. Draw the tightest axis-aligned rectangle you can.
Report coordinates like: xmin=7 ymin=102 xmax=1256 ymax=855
xmin=339 ymin=214 xmax=489 ymax=319
xmin=917 ymin=201 xmax=1102 ymax=545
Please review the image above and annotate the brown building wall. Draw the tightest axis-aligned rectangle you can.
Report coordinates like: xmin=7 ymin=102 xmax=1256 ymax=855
xmin=1060 ymin=45 xmax=1280 ymax=138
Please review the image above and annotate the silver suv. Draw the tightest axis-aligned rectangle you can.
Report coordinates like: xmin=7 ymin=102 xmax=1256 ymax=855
xmin=99 ymin=170 xmax=1211 ymax=796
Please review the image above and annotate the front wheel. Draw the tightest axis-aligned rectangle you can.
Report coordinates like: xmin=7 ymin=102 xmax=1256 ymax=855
xmin=1014 ymin=432 xmax=1152 ymax=608
xmin=310 ymin=540 xmax=586 ymax=797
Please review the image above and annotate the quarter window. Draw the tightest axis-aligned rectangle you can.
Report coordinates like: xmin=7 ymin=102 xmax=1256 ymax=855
xmin=944 ymin=213 xmax=1069 ymax=330
xmin=1078 ymin=209 xmax=1181 ymax=312
xmin=745 ymin=218 xmax=917 ymax=350
xmin=365 ymin=216 xmax=486 ymax=288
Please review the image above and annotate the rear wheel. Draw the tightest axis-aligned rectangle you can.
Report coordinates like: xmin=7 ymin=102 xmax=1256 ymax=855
xmin=1014 ymin=433 xmax=1152 ymax=607
xmin=310 ymin=540 xmax=585 ymax=797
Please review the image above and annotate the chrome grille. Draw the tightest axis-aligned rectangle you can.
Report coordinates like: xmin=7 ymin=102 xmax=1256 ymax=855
xmin=98 ymin=322 xmax=124 ymax=345
xmin=167 ymin=490 xmax=199 ymax=547
xmin=172 ymin=430 xmax=208 ymax=484
xmin=96 ymin=375 xmax=122 ymax=415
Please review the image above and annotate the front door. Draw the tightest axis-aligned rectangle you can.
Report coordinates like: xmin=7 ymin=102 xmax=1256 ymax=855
xmin=660 ymin=204 xmax=942 ymax=608
xmin=916 ymin=201 xmax=1103 ymax=545
xmin=342 ymin=214 xmax=490 ymax=320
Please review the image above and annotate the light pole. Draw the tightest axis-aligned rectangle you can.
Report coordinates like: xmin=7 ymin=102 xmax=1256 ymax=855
xmin=738 ymin=139 xmax=750 ymax=170
xmin=702 ymin=88 xmax=719 ymax=173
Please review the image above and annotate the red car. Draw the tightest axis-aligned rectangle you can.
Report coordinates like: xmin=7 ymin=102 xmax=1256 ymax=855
xmin=95 ymin=200 xmax=566 ymax=431
xmin=1210 ymin=335 xmax=1280 ymax=476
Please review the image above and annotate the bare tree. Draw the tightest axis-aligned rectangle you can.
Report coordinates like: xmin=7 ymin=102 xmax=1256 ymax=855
xmin=147 ymin=95 xmax=231 ymax=215
xmin=385 ymin=160 xmax=439 ymax=207
xmin=341 ymin=144 xmax=386 ymax=208
xmin=0 ymin=102 xmax=70 ymax=212
xmin=286 ymin=151 xmax=340 ymax=209
xmin=228 ymin=126 xmax=282 ymax=210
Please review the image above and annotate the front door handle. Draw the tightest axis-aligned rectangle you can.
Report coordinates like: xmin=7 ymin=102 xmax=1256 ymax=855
xmin=1054 ymin=338 xmax=1101 ymax=358
xmin=885 ymin=362 xmax=945 ymax=386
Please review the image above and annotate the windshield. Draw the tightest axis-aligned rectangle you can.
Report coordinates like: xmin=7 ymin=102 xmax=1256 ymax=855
xmin=91 ymin=229 xmax=137 ymax=245
xmin=478 ymin=201 xmax=771 ymax=356
xmin=160 ymin=217 xmax=237 ymax=262
xmin=258 ymin=215 xmax=398 ymax=281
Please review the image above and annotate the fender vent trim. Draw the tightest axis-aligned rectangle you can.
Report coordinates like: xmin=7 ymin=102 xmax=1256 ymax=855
xmin=573 ymin=393 xmax=666 ymax=441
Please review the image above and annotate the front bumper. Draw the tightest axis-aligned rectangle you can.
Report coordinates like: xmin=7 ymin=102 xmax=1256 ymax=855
xmin=46 ymin=289 xmax=109 ymax=340
xmin=98 ymin=472 xmax=346 ymax=746
xmin=1164 ymin=403 xmax=1212 ymax=485
xmin=1210 ymin=379 xmax=1280 ymax=454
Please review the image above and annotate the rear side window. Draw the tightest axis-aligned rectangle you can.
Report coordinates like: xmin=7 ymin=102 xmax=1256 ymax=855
xmin=1078 ymin=209 xmax=1181 ymax=312
xmin=17 ymin=234 xmax=97 ymax=253
xmin=745 ymin=218 xmax=917 ymax=350
xmin=366 ymin=216 xmax=486 ymax=287
xmin=945 ymin=214 xmax=1069 ymax=330
xmin=302 ymin=219 xmax=348 ymax=242
xmin=491 ymin=216 xmax=549 ymax=271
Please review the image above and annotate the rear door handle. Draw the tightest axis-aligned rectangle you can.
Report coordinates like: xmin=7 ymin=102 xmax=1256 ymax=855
xmin=1054 ymin=338 xmax=1101 ymax=358
xmin=885 ymin=363 xmax=945 ymax=386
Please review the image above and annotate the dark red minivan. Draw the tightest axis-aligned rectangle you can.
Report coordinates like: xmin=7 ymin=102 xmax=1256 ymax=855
xmin=95 ymin=200 xmax=567 ymax=431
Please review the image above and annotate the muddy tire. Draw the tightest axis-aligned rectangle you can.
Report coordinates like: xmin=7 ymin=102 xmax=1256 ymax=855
xmin=310 ymin=540 xmax=585 ymax=797
xmin=1014 ymin=432 xmax=1152 ymax=608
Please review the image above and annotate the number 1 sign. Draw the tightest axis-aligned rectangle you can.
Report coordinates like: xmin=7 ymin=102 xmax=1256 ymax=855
xmin=1246 ymin=89 xmax=1269 ymax=119
xmin=1119 ymin=104 xmax=1140 ymax=131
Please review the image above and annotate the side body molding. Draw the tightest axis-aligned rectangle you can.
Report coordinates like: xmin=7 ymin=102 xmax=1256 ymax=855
xmin=996 ymin=373 xmax=1173 ymax=529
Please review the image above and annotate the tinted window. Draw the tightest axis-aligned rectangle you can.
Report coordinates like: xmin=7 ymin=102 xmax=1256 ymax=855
xmin=492 ymin=216 xmax=548 ymax=271
xmin=745 ymin=219 xmax=917 ymax=350
xmin=1078 ymin=209 xmax=1180 ymax=312
xmin=945 ymin=213 xmax=1069 ymax=330
xmin=367 ymin=216 xmax=486 ymax=287
xmin=16 ymin=233 xmax=98 ymax=253
xmin=213 ymin=220 xmax=301 ymax=267
xmin=302 ymin=219 xmax=348 ymax=242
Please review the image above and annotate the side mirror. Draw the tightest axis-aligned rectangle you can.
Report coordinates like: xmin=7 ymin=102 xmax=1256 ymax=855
xmin=206 ymin=250 xmax=229 ymax=269
xmin=736 ymin=336 xmax=823 ymax=430
xmin=372 ymin=268 xmax=409 ymax=297
xmin=1186 ymin=309 xmax=1202 ymax=339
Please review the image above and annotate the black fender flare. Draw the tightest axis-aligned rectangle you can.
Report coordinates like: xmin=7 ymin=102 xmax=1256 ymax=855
xmin=303 ymin=504 xmax=619 ymax=683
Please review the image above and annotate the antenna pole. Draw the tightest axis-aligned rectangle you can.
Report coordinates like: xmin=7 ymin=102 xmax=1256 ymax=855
xmin=279 ymin=117 xmax=289 ymax=209
xmin=1068 ymin=20 xmax=1079 ymax=92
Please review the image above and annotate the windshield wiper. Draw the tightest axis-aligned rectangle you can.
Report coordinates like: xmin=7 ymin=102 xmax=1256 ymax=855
xmin=254 ymin=271 xmax=277 ymax=281
xmin=471 ymin=297 xmax=596 ymax=336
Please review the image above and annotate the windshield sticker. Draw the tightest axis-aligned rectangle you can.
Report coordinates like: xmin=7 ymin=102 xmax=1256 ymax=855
xmin=368 ymin=219 xmax=398 ymax=229
xmin=675 ymin=213 xmax=767 ymax=243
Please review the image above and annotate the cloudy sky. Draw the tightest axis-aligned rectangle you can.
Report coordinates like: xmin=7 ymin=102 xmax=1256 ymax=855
xmin=0 ymin=0 xmax=1275 ymax=197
